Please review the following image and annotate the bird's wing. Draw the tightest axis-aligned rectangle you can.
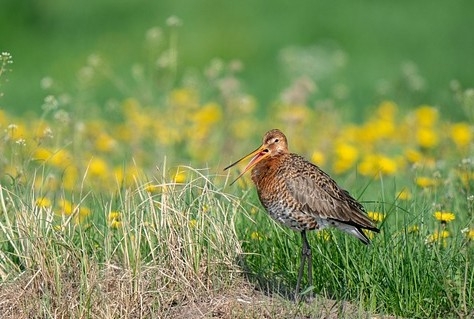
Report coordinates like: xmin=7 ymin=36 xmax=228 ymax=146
xmin=285 ymin=164 xmax=376 ymax=230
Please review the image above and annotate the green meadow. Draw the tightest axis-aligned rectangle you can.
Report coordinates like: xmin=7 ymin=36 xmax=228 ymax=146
xmin=1 ymin=1 xmax=474 ymax=318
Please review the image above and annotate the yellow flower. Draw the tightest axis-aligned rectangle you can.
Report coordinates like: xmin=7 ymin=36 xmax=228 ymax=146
xmin=144 ymin=184 xmax=160 ymax=193
xmin=466 ymin=229 xmax=474 ymax=240
xmin=108 ymin=211 xmax=122 ymax=229
xmin=415 ymin=176 xmax=439 ymax=188
xmin=311 ymin=150 xmax=326 ymax=167
xmin=405 ymin=149 xmax=423 ymax=164
xmin=88 ymin=157 xmax=109 ymax=178
xmin=407 ymin=225 xmax=419 ymax=233
xmin=49 ymin=149 xmax=72 ymax=168
xmin=95 ymin=133 xmax=117 ymax=152
xmin=193 ymin=102 xmax=222 ymax=126
xmin=416 ymin=128 xmax=438 ymax=149
xmin=359 ymin=154 xmax=398 ymax=176
xmin=173 ymin=169 xmax=187 ymax=183
xmin=316 ymin=230 xmax=331 ymax=241
xmin=189 ymin=219 xmax=197 ymax=229
xmin=33 ymin=147 xmax=53 ymax=162
xmin=450 ymin=123 xmax=471 ymax=148
xmin=397 ymin=188 xmax=412 ymax=200
xmin=250 ymin=231 xmax=263 ymax=240
xmin=433 ymin=211 xmax=455 ymax=223
xmin=368 ymin=211 xmax=385 ymax=222
xmin=58 ymin=199 xmax=74 ymax=216
xmin=36 ymin=197 xmax=52 ymax=208
xmin=415 ymin=105 xmax=438 ymax=127
xmin=333 ymin=142 xmax=359 ymax=174
xmin=5 ymin=123 xmax=26 ymax=141
xmin=426 ymin=230 xmax=450 ymax=244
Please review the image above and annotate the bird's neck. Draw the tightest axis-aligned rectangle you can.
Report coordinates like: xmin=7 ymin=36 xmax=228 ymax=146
xmin=251 ymin=154 xmax=286 ymax=188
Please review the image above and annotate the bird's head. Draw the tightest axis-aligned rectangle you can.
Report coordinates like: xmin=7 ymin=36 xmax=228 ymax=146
xmin=224 ymin=129 xmax=288 ymax=185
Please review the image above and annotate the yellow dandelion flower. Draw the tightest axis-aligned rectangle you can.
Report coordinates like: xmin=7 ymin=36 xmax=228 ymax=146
xmin=378 ymin=156 xmax=398 ymax=175
xmin=108 ymin=211 xmax=122 ymax=229
xmin=5 ymin=123 xmax=26 ymax=141
xmin=407 ymin=225 xmax=419 ymax=233
xmin=35 ymin=197 xmax=52 ymax=208
xmin=397 ymin=188 xmax=412 ymax=200
xmin=250 ymin=231 xmax=263 ymax=240
xmin=58 ymin=199 xmax=74 ymax=216
xmin=450 ymin=122 xmax=471 ymax=148
xmin=144 ymin=184 xmax=160 ymax=194
xmin=415 ymin=105 xmax=438 ymax=127
xmin=433 ymin=211 xmax=455 ymax=223
xmin=316 ymin=230 xmax=331 ymax=241
xmin=333 ymin=142 xmax=359 ymax=174
xmin=95 ymin=133 xmax=117 ymax=152
xmin=311 ymin=150 xmax=326 ymax=167
xmin=466 ymin=229 xmax=474 ymax=240
xmin=49 ymin=149 xmax=72 ymax=168
xmin=415 ymin=176 xmax=439 ymax=188
xmin=173 ymin=170 xmax=187 ymax=183
xmin=362 ymin=229 xmax=375 ymax=240
xmin=376 ymin=101 xmax=398 ymax=121
xmin=368 ymin=211 xmax=385 ymax=222
xmin=189 ymin=219 xmax=197 ymax=229
xmin=33 ymin=147 xmax=53 ymax=162
xmin=250 ymin=207 xmax=258 ymax=215
xmin=426 ymin=230 xmax=450 ymax=244
xmin=405 ymin=149 xmax=423 ymax=164
xmin=88 ymin=157 xmax=109 ymax=178
xmin=416 ymin=128 xmax=438 ymax=149
xmin=193 ymin=102 xmax=222 ymax=126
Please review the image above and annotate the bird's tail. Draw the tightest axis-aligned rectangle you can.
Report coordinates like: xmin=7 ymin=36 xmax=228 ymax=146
xmin=339 ymin=224 xmax=376 ymax=245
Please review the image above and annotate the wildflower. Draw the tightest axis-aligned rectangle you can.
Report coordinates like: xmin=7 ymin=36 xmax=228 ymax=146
xmin=75 ymin=206 xmax=91 ymax=224
xmin=415 ymin=105 xmax=438 ymax=127
xmin=368 ymin=211 xmax=385 ymax=222
xmin=49 ymin=149 xmax=72 ymax=168
xmin=95 ymin=133 xmax=117 ymax=152
xmin=466 ymin=229 xmax=474 ymax=240
xmin=35 ymin=197 xmax=52 ymax=208
xmin=416 ymin=127 xmax=438 ymax=149
xmin=426 ymin=230 xmax=450 ymax=244
xmin=189 ymin=219 xmax=197 ymax=229
xmin=316 ymin=230 xmax=331 ymax=241
xmin=250 ymin=231 xmax=263 ymax=240
xmin=433 ymin=211 xmax=455 ymax=223
xmin=5 ymin=123 xmax=26 ymax=141
xmin=311 ymin=150 xmax=326 ymax=166
xmin=108 ymin=211 xmax=122 ymax=229
xmin=450 ymin=122 xmax=471 ymax=148
xmin=415 ymin=176 xmax=439 ymax=188
xmin=144 ymin=184 xmax=160 ymax=193
xmin=173 ymin=169 xmax=187 ymax=183
xmin=407 ymin=225 xmax=420 ymax=234
xmin=88 ymin=157 xmax=109 ymax=178
xmin=397 ymin=188 xmax=412 ymax=200
xmin=333 ymin=142 xmax=359 ymax=174
xmin=59 ymin=199 xmax=74 ymax=215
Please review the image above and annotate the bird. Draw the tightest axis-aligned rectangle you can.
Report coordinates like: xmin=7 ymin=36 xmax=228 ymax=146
xmin=224 ymin=128 xmax=380 ymax=300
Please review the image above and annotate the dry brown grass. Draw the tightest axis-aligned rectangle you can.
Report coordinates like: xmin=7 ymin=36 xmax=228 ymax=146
xmin=0 ymin=260 xmax=397 ymax=319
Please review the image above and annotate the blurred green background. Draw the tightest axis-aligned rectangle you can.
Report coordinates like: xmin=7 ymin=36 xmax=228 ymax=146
xmin=1 ymin=0 xmax=474 ymax=114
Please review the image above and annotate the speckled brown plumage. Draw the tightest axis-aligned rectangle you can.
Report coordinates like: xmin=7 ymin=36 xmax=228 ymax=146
xmin=224 ymin=128 xmax=380 ymax=300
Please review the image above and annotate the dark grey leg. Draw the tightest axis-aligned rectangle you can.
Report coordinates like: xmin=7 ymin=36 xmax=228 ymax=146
xmin=295 ymin=230 xmax=313 ymax=301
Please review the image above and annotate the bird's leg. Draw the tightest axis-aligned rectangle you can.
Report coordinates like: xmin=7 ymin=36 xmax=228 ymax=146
xmin=295 ymin=230 xmax=313 ymax=301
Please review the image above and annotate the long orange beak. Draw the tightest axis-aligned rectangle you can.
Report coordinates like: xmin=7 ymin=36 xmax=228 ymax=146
xmin=224 ymin=145 xmax=268 ymax=185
